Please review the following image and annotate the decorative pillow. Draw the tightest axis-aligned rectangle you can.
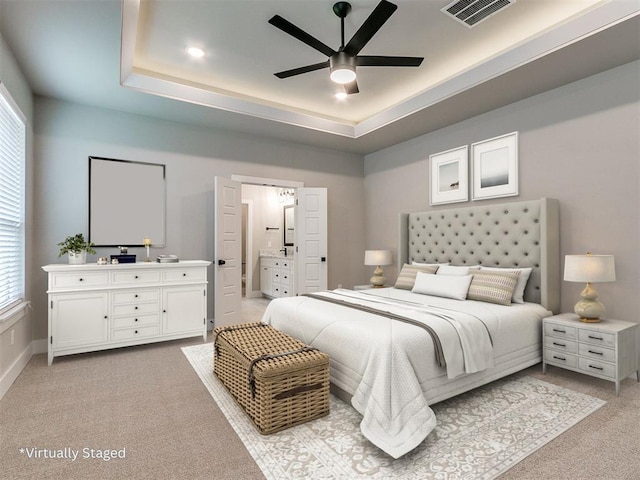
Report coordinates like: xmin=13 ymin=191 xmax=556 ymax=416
xmin=394 ymin=263 xmax=438 ymax=290
xmin=480 ymin=266 xmax=532 ymax=304
xmin=436 ymin=265 xmax=480 ymax=276
xmin=467 ymin=270 xmax=520 ymax=306
xmin=412 ymin=272 xmax=472 ymax=300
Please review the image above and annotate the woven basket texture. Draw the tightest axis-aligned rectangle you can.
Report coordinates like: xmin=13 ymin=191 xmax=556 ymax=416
xmin=213 ymin=322 xmax=330 ymax=434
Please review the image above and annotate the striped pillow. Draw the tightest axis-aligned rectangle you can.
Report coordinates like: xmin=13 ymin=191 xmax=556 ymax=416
xmin=394 ymin=263 xmax=438 ymax=290
xmin=467 ymin=270 xmax=520 ymax=305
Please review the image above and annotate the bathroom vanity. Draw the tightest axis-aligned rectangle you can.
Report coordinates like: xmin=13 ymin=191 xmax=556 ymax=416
xmin=260 ymin=253 xmax=295 ymax=298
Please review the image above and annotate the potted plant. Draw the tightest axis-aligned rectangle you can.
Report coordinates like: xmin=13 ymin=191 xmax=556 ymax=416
xmin=57 ymin=233 xmax=96 ymax=265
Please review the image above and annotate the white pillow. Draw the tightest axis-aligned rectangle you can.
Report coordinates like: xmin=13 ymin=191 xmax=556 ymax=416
xmin=412 ymin=272 xmax=472 ymax=300
xmin=436 ymin=265 xmax=479 ymax=276
xmin=480 ymin=266 xmax=532 ymax=304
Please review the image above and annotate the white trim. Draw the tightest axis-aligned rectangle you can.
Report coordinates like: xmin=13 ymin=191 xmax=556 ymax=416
xmin=0 ymin=301 xmax=30 ymax=334
xmin=231 ymin=175 xmax=304 ymax=188
xmin=32 ymin=338 xmax=48 ymax=354
xmin=0 ymin=344 xmax=32 ymax=400
xmin=242 ymin=198 xmax=254 ymax=300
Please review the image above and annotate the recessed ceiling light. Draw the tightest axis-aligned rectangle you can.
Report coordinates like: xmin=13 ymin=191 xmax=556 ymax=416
xmin=186 ymin=46 xmax=205 ymax=58
xmin=334 ymin=92 xmax=348 ymax=100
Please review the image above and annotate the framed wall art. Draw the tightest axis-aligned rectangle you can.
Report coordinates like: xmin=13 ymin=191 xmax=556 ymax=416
xmin=471 ymin=132 xmax=518 ymax=201
xmin=429 ymin=145 xmax=468 ymax=205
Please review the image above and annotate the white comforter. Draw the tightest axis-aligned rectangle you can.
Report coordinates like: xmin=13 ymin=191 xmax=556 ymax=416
xmin=261 ymin=288 xmax=544 ymax=458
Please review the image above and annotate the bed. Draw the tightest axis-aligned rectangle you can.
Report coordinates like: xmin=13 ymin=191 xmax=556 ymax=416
xmin=262 ymin=198 xmax=560 ymax=458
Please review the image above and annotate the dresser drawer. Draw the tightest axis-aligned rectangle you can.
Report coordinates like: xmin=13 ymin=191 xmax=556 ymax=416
xmin=112 ymin=302 xmax=159 ymax=317
xmin=546 ymin=337 xmax=578 ymax=354
xmin=111 ymin=289 xmax=159 ymax=305
xmin=111 ymin=313 xmax=160 ymax=329
xmin=51 ymin=272 xmax=109 ymax=290
xmin=111 ymin=325 xmax=160 ymax=341
xmin=578 ymin=329 xmax=615 ymax=348
xmin=163 ymin=268 xmax=207 ymax=283
xmin=111 ymin=270 xmax=161 ymax=285
xmin=579 ymin=343 xmax=615 ymax=363
xmin=545 ymin=349 xmax=578 ymax=369
xmin=579 ymin=358 xmax=615 ymax=379
xmin=544 ymin=323 xmax=577 ymax=340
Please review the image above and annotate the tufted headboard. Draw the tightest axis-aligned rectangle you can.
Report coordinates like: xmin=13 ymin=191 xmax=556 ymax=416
xmin=398 ymin=198 xmax=560 ymax=312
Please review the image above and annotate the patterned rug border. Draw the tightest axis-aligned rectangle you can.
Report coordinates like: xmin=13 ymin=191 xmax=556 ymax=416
xmin=182 ymin=343 xmax=605 ymax=480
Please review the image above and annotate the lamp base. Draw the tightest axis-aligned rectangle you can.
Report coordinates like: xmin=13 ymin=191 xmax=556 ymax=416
xmin=579 ymin=316 xmax=602 ymax=323
xmin=370 ymin=266 xmax=386 ymax=288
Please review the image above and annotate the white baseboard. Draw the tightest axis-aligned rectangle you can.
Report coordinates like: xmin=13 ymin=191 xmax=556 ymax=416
xmin=0 ymin=343 xmax=32 ymax=400
xmin=32 ymin=338 xmax=48 ymax=354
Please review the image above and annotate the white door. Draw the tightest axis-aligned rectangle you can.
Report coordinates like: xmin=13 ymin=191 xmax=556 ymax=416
xmin=295 ymin=187 xmax=328 ymax=294
xmin=214 ymin=177 xmax=242 ymax=327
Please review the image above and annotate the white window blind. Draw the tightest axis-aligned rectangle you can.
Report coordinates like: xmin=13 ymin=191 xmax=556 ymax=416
xmin=0 ymin=84 xmax=26 ymax=313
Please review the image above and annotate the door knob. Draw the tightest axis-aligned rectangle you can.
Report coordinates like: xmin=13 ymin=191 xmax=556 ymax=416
xmin=218 ymin=259 xmax=226 ymax=265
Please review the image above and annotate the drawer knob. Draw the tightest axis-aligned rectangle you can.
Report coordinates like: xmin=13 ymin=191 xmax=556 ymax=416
xmin=79 ymin=278 xmax=84 ymax=282
xmin=134 ymin=330 xmax=138 ymax=334
xmin=104 ymin=315 xmax=108 ymax=319
xmin=135 ymin=294 xmax=139 ymax=298
xmin=135 ymin=275 xmax=139 ymax=279
xmin=552 ymin=342 xmax=566 ymax=347
xmin=588 ymin=335 xmax=603 ymax=341
xmin=183 ymin=273 xmax=187 ymax=277
xmin=588 ymin=364 xmax=604 ymax=371
xmin=588 ymin=350 xmax=603 ymax=356
xmin=552 ymin=328 xmax=565 ymax=333
xmin=553 ymin=355 xmax=566 ymax=361
xmin=163 ymin=309 xmax=166 ymax=313
xmin=134 ymin=306 xmax=138 ymax=310
xmin=135 ymin=318 xmax=138 ymax=322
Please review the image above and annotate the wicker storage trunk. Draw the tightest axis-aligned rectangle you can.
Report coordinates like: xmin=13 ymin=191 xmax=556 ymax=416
xmin=213 ymin=322 xmax=330 ymax=434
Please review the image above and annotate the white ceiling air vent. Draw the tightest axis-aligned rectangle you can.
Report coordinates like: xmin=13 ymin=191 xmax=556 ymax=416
xmin=442 ymin=0 xmax=516 ymax=28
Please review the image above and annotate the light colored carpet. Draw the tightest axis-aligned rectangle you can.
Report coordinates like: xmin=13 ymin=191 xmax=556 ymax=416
xmin=183 ymin=343 xmax=606 ymax=480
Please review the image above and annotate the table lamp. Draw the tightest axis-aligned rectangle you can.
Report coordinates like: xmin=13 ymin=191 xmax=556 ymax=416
xmin=143 ymin=237 xmax=152 ymax=262
xmin=365 ymin=249 xmax=392 ymax=288
xmin=563 ymin=253 xmax=616 ymax=322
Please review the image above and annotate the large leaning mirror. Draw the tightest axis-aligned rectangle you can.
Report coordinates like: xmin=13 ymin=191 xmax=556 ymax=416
xmin=89 ymin=156 xmax=166 ymax=247
xmin=283 ymin=205 xmax=294 ymax=246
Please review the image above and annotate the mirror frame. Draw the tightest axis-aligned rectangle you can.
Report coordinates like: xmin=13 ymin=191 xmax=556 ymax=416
xmin=283 ymin=204 xmax=294 ymax=246
xmin=88 ymin=156 xmax=166 ymax=247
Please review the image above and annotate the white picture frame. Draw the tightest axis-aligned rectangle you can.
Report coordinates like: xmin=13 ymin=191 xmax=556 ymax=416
xmin=471 ymin=132 xmax=518 ymax=201
xmin=429 ymin=145 xmax=468 ymax=205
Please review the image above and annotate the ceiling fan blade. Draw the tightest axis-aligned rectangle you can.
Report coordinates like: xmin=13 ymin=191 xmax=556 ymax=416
xmin=274 ymin=61 xmax=330 ymax=79
xmin=356 ymin=55 xmax=423 ymax=67
xmin=343 ymin=0 xmax=397 ymax=56
xmin=344 ymin=80 xmax=359 ymax=95
xmin=269 ymin=15 xmax=336 ymax=58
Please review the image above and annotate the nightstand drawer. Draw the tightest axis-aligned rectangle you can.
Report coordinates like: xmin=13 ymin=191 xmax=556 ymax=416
xmin=579 ymin=343 xmax=615 ymax=363
xmin=546 ymin=338 xmax=578 ymax=354
xmin=578 ymin=329 xmax=615 ymax=348
xmin=545 ymin=349 xmax=578 ymax=368
xmin=544 ymin=323 xmax=577 ymax=340
xmin=579 ymin=358 xmax=615 ymax=379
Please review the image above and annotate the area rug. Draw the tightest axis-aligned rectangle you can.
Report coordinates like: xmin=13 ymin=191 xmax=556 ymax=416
xmin=182 ymin=343 xmax=605 ymax=480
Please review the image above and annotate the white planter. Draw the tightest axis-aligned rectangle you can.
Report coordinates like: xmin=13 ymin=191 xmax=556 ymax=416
xmin=68 ymin=251 xmax=87 ymax=265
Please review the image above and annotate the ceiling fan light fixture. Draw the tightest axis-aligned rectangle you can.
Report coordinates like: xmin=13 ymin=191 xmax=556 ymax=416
xmin=329 ymin=52 xmax=356 ymax=84
xmin=330 ymin=66 xmax=356 ymax=84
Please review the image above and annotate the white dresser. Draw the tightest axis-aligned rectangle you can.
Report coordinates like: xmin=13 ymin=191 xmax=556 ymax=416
xmin=42 ymin=260 xmax=210 ymax=365
xmin=542 ymin=313 xmax=639 ymax=395
xmin=260 ymin=256 xmax=294 ymax=298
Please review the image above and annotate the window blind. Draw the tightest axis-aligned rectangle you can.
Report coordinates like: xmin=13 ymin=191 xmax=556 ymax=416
xmin=0 ymin=84 xmax=26 ymax=312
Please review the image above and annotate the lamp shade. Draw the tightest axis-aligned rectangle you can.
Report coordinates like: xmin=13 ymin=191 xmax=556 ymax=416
xmin=364 ymin=249 xmax=392 ymax=266
xmin=564 ymin=254 xmax=616 ymax=283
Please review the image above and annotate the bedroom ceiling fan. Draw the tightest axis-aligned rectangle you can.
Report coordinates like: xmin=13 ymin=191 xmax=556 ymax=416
xmin=268 ymin=0 xmax=424 ymax=95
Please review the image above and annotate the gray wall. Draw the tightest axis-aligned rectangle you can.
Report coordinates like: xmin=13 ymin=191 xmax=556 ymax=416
xmin=364 ymin=60 xmax=640 ymax=323
xmin=32 ymin=97 xmax=366 ymax=340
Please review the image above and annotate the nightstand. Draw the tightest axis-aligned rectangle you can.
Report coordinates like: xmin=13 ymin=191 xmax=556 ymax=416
xmin=542 ymin=313 xmax=639 ymax=395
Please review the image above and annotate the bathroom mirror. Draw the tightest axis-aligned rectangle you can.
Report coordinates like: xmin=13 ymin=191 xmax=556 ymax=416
xmin=283 ymin=205 xmax=294 ymax=246
xmin=89 ymin=156 xmax=166 ymax=247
